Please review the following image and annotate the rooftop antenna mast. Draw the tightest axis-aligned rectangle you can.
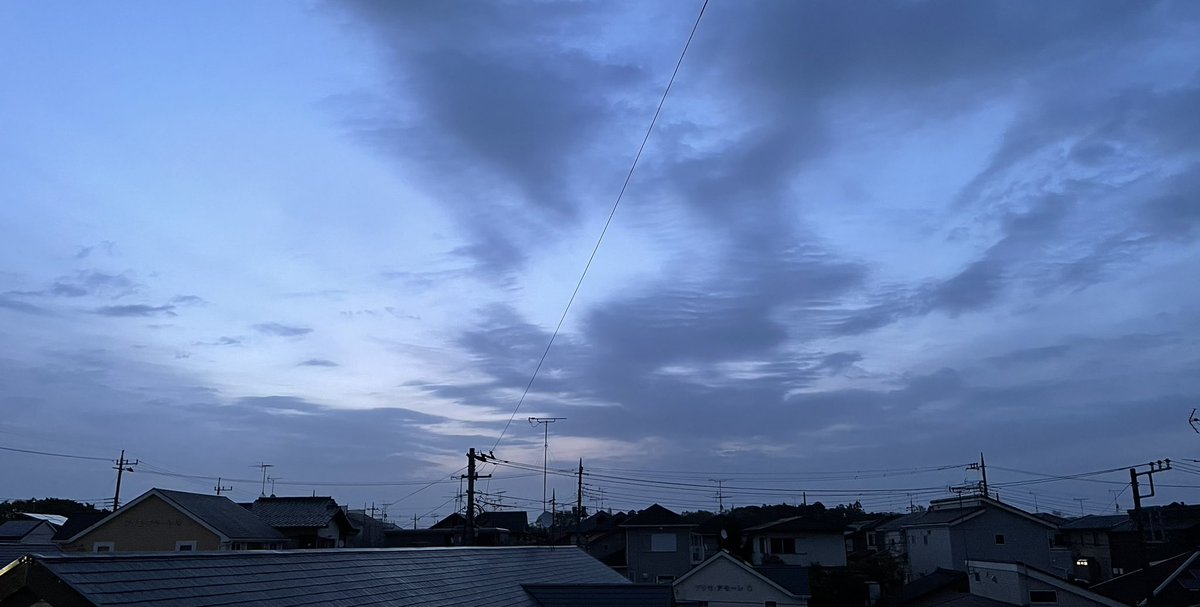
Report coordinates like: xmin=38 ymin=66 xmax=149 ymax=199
xmin=253 ymin=463 xmax=274 ymax=497
xmin=1189 ymin=408 xmax=1199 ymax=433
xmin=528 ymin=417 xmax=565 ymax=516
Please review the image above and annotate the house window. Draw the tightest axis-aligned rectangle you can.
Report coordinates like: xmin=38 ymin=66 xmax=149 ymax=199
xmin=1075 ymin=558 xmax=1089 ymax=567
xmin=176 ymin=540 xmax=198 ymax=551
xmin=690 ymin=533 xmax=704 ymax=563
xmin=765 ymin=602 xmax=778 ymax=607
xmin=1029 ymin=590 xmax=1058 ymax=603
xmin=655 ymin=575 xmax=675 ymax=584
xmin=922 ymin=535 xmax=928 ymax=545
xmin=867 ymin=533 xmax=876 ymax=547
xmin=994 ymin=534 xmax=1005 ymax=545
xmin=769 ymin=537 xmax=796 ymax=554
xmin=650 ymin=533 xmax=677 ymax=552
xmin=92 ymin=541 xmax=114 ymax=553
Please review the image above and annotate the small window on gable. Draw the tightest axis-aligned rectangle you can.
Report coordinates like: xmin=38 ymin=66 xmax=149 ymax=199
xmin=994 ymin=534 xmax=1005 ymax=545
xmin=92 ymin=541 xmax=114 ymax=553
xmin=1029 ymin=589 xmax=1057 ymax=603
xmin=176 ymin=540 xmax=197 ymax=551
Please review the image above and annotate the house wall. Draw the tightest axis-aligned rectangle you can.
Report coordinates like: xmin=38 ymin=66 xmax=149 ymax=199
xmin=956 ymin=511 xmax=1058 ymax=575
xmin=906 ymin=526 xmax=957 ymax=578
xmin=752 ymin=533 xmax=846 ymax=567
xmin=969 ymin=562 xmax=1113 ymax=607
xmin=18 ymin=523 xmax=56 ymax=544
xmin=674 ymin=557 xmax=805 ymax=607
xmin=626 ymin=527 xmax=694 ymax=584
xmin=64 ymin=495 xmax=222 ymax=552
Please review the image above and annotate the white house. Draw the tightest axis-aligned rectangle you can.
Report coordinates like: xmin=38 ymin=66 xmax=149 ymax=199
xmin=674 ymin=551 xmax=809 ymax=607
xmin=744 ymin=516 xmax=847 ymax=567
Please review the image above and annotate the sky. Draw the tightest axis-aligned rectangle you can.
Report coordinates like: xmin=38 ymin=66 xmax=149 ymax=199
xmin=2 ymin=0 xmax=1200 ymax=523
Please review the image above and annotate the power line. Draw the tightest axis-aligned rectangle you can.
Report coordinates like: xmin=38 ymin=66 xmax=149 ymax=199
xmin=490 ymin=0 xmax=711 ymax=452
xmin=0 ymin=444 xmax=112 ymax=462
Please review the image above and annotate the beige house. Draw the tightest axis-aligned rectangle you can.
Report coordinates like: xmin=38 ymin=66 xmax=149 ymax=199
xmin=59 ymin=488 xmax=286 ymax=552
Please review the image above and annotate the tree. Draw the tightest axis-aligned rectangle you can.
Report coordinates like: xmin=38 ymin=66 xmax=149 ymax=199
xmin=0 ymin=498 xmax=105 ymax=520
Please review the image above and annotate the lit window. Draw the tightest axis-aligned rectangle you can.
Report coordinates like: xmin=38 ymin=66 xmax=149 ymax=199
xmin=1076 ymin=558 xmax=1089 ymax=566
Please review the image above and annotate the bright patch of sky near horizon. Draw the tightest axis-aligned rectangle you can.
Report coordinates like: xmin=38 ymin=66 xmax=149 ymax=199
xmin=2 ymin=1 xmax=1199 ymax=520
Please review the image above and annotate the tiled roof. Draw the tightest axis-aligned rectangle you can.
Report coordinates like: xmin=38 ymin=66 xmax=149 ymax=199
xmin=621 ymin=504 xmax=691 ymax=527
xmin=744 ymin=516 xmax=846 ymax=534
xmin=0 ymin=543 xmax=59 ymax=567
xmin=876 ymin=511 xmax=928 ymax=532
xmin=1058 ymin=514 xmax=1132 ymax=531
xmin=754 ymin=565 xmax=811 ymax=596
xmin=523 ymin=583 xmax=672 ymax=607
xmin=10 ymin=546 xmax=629 ymax=606
xmin=894 ymin=568 xmax=966 ymax=604
xmin=155 ymin=489 xmax=286 ymax=541
xmin=432 ymin=511 xmax=530 ymax=533
xmin=894 ymin=508 xmax=985 ymax=527
xmin=0 ymin=520 xmax=45 ymax=541
xmin=52 ymin=512 xmax=108 ymax=541
xmin=249 ymin=497 xmax=356 ymax=534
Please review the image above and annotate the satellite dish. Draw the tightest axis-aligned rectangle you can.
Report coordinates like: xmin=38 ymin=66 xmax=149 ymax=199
xmin=720 ymin=529 xmax=728 ymax=540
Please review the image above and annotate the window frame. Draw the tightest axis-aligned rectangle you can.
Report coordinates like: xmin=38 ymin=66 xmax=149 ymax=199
xmin=650 ymin=532 xmax=678 ymax=553
xmin=994 ymin=534 xmax=1006 ymax=545
xmin=92 ymin=541 xmax=114 ymax=553
xmin=175 ymin=540 xmax=198 ymax=551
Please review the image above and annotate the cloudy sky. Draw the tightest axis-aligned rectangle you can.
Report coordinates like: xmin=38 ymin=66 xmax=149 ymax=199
xmin=2 ymin=0 xmax=1199 ymax=521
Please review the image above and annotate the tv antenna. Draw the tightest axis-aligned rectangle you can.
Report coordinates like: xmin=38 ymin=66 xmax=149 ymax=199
xmin=1189 ymin=408 xmax=1199 ymax=433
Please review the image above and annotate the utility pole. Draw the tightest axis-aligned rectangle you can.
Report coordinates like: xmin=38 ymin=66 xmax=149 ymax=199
xmin=710 ymin=479 xmax=729 ymax=513
xmin=112 ymin=450 xmax=138 ymax=510
xmin=253 ymin=463 xmax=274 ymax=497
xmin=213 ymin=477 xmax=232 ymax=496
xmin=1130 ymin=459 xmax=1171 ymax=606
xmin=463 ymin=448 xmax=492 ymax=546
xmin=528 ymin=417 xmax=565 ymax=516
xmin=268 ymin=476 xmax=281 ymax=496
xmin=1074 ymin=498 xmax=1087 ymax=516
xmin=967 ymin=452 xmax=989 ymax=498
xmin=576 ymin=458 xmax=585 ymax=546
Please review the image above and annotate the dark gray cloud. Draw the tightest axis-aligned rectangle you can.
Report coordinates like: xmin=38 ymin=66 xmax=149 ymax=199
xmin=92 ymin=304 xmax=176 ymax=317
xmin=48 ymin=270 xmax=138 ymax=299
xmin=169 ymin=295 xmax=206 ymax=306
xmin=0 ymin=295 xmax=54 ymax=316
xmin=73 ymin=241 xmax=116 ymax=260
xmin=298 ymin=359 xmax=339 ymax=367
xmin=195 ymin=336 xmax=244 ymax=347
xmin=253 ymin=322 xmax=313 ymax=337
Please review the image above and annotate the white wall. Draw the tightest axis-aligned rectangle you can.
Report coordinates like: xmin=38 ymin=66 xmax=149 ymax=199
xmin=675 ymin=557 xmax=805 ymax=607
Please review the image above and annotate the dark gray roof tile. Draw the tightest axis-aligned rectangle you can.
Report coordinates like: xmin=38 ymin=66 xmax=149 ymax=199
xmin=23 ymin=546 xmax=628 ymax=606
xmin=157 ymin=489 xmax=287 ymax=541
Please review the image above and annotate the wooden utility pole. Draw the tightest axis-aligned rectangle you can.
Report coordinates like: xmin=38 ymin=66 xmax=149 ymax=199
xmin=112 ymin=450 xmax=138 ymax=510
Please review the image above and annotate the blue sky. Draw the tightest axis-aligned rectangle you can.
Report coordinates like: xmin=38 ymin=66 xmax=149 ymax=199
xmin=2 ymin=0 xmax=1200 ymax=521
